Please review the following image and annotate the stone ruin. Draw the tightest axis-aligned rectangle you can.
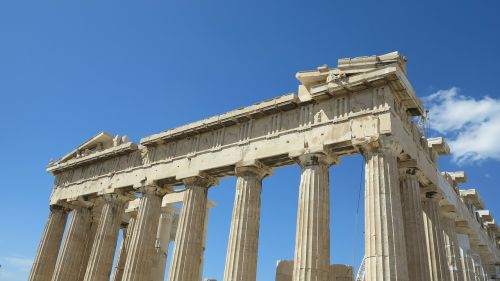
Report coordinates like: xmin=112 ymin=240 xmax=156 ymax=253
xmin=28 ymin=52 xmax=500 ymax=281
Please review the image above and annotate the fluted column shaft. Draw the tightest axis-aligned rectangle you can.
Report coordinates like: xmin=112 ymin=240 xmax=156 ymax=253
xmin=76 ymin=209 xmax=101 ymax=281
xmin=111 ymin=216 xmax=137 ymax=281
xmin=470 ymin=252 xmax=487 ymax=281
xmin=224 ymin=165 xmax=269 ymax=281
xmin=83 ymin=195 xmax=128 ymax=281
xmin=422 ymin=196 xmax=451 ymax=281
xmin=456 ymin=233 xmax=473 ymax=281
xmin=51 ymin=206 xmax=92 ymax=281
xmin=461 ymin=248 xmax=474 ymax=281
xmin=28 ymin=206 xmax=69 ymax=281
xmin=442 ymin=215 xmax=464 ymax=281
xmin=399 ymin=173 xmax=430 ymax=281
xmin=198 ymin=205 xmax=211 ymax=281
xmin=122 ymin=186 xmax=163 ymax=281
xmin=151 ymin=206 xmax=176 ymax=281
xmin=77 ymin=209 xmax=100 ymax=281
xmin=167 ymin=176 xmax=214 ymax=281
xmin=292 ymin=153 xmax=334 ymax=281
xmin=364 ymin=147 xmax=409 ymax=281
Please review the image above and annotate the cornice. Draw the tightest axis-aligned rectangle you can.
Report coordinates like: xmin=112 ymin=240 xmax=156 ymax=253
xmin=140 ymin=93 xmax=299 ymax=146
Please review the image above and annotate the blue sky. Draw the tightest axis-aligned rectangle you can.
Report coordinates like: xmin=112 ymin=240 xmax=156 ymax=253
xmin=1 ymin=1 xmax=499 ymax=280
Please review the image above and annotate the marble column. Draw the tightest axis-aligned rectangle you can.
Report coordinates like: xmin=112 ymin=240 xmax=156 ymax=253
xmin=198 ymin=204 xmax=212 ymax=281
xmin=292 ymin=153 xmax=335 ymax=281
xmin=111 ymin=216 xmax=137 ymax=281
xmin=464 ymin=253 xmax=475 ymax=281
xmin=460 ymin=249 xmax=474 ymax=281
xmin=363 ymin=145 xmax=409 ymax=281
xmin=28 ymin=205 xmax=69 ymax=281
xmin=223 ymin=164 xmax=269 ymax=281
xmin=442 ymin=215 xmax=464 ymax=281
xmin=151 ymin=206 xmax=176 ymax=281
xmin=167 ymin=176 xmax=215 ymax=281
xmin=422 ymin=194 xmax=451 ymax=281
xmin=471 ymin=252 xmax=488 ymax=281
xmin=466 ymin=252 xmax=476 ymax=281
xmin=456 ymin=233 xmax=474 ymax=281
xmin=122 ymin=186 xmax=163 ymax=281
xmin=470 ymin=253 xmax=482 ymax=281
xmin=399 ymin=171 xmax=431 ymax=281
xmin=51 ymin=206 xmax=92 ymax=281
xmin=83 ymin=194 xmax=128 ymax=281
xmin=76 ymin=208 xmax=100 ymax=281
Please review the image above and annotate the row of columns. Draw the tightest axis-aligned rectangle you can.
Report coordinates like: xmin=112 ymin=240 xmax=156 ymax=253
xmin=400 ymin=172 xmax=429 ymax=281
xmin=363 ymin=143 xmax=493 ymax=281
xmin=422 ymin=195 xmax=448 ymax=281
xmin=29 ymin=142 xmax=493 ymax=281
xmin=399 ymin=170 xmax=489 ymax=281
xmin=28 ymin=176 xmax=216 ymax=281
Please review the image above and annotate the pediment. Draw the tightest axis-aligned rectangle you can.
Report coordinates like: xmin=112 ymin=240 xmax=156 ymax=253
xmin=48 ymin=132 xmax=135 ymax=172
xmin=58 ymin=132 xmax=115 ymax=163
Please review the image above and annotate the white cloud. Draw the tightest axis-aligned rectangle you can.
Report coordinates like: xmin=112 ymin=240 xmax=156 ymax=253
xmin=424 ymin=87 xmax=500 ymax=164
xmin=0 ymin=256 xmax=32 ymax=281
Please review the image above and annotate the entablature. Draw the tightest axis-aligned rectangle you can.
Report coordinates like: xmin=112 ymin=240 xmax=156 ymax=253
xmin=296 ymin=52 xmax=423 ymax=116
xmin=46 ymin=53 xmax=443 ymax=215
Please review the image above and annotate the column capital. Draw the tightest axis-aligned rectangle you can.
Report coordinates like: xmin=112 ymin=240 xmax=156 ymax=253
xmin=398 ymin=167 xmax=418 ymax=178
xmin=398 ymin=167 xmax=427 ymax=186
xmin=162 ymin=203 xmax=177 ymax=213
xmin=235 ymin=160 xmax=271 ymax=179
xmin=294 ymin=153 xmax=338 ymax=167
xmin=119 ymin=221 xmax=129 ymax=229
xmin=139 ymin=185 xmax=169 ymax=197
xmin=290 ymin=147 xmax=338 ymax=168
xmin=67 ymin=196 xmax=94 ymax=210
xmin=424 ymin=191 xmax=443 ymax=202
xmin=49 ymin=204 xmax=71 ymax=213
xmin=68 ymin=201 xmax=94 ymax=211
xmin=125 ymin=199 xmax=140 ymax=216
xmin=102 ymin=192 xmax=134 ymax=204
xmin=182 ymin=175 xmax=218 ymax=188
xmin=398 ymin=158 xmax=419 ymax=175
xmin=358 ymin=137 xmax=403 ymax=157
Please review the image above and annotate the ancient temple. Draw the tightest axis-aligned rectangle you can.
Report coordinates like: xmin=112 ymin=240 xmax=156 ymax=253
xmin=28 ymin=52 xmax=500 ymax=281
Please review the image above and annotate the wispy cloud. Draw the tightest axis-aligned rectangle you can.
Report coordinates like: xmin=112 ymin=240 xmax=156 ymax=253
xmin=424 ymin=87 xmax=500 ymax=164
xmin=0 ymin=256 xmax=32 ymax=281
